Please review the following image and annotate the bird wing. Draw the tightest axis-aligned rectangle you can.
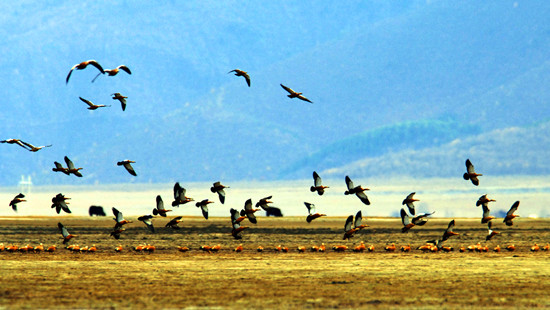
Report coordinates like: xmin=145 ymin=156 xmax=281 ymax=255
xmin=79 ymin=97 xmax=95 ymax=107
xmin=59 ymin=200 xmax=72 ymax=214
xmin=466 ymin=159 xmax=476 ymax=174
xmin=304 ymin=202 xmax=315 ymax=214
xmin=345 ymin=176 xmax=354 ymax=190
xmin=217 ymin=189 xmax=226 ymax=204
xmin=355 ymin=191 xmax=370 ymax=205
xmin=507 ymin=201 xmax=520 ymax=216
xmin=64 ymin=156 xmax=76 ymax=170
xmin=313 ymin=171 xmax=322 ymax=187
xmin=15 ymin=193 xmax=25 ymax=199
xmin=89 ymin=60 xmax=104 ymax=73
xmin=230 ymin=208 xmax=240 ymax=223
xmin=66 ymin=67 xmax=75 ymax=84
xmin=403 ymin=192 xmax=415 ymax=204
xmin=344 ymin=215 xmax=354 ymax=232
xmin=445 ymin=220 xmax=455 ymax=234
xmin=138 ymin=215 xmax=155 ymax=232
xmin=243 ymin=72 xmax=251 ymax=87
xmin=201 ymin=205 xmax=209 ymax=219
xmin=173 ymin=182 xmax=183 ymax=200
xmin=123 ymin=162 xmax=137 ymax=176
xmin=400 ymin=209 xmax=410 ymax=226
xmin=297 ymin=95 xmax=313 ymax=103
xmin=354 ymin=210 xmax=363 ymax=228
xmin=58 ymin=223 xmax=69 ymax=238
xmin=113 ymin=207 xmax=123 ymax=223
xmin=244 ymin=199 xmax=252 ymax=211
xmin=118 ymin=65 xmax=131 ymax=74
xmin=280 ymin=84 xmax=295 ymax=94
xmin=156 ymin=195 xmax=164 ymax=211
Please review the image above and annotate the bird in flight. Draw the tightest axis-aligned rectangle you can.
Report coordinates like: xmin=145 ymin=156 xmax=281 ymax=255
xmin=58 ymin=222 xmax=77 ymax=244
xmin=172 ymin=182 xmax=194 ymax=207
xmin=51 ymin=193 xmax=72 ymax=214
xmin=152 ymin=195 xmax=171 ymax=217
xmin=463 ymin=159 xmax=482 ymax=186
xmin=117 ymin=160 xmax=137 ymax=176
xmin=311 ymin=171 xmax=329 ymax=195
xmin=20 ymin=141 xmax=52 ymax=152
xmin=240 ymin=199 xmax=261 ymax=224
xmin=503 ymin=201 xmax=520 ymax=226
xmin=111 ymin=93 xmax=128 ymax=111
xmin=280 ymin=84 xmax=313 ymax=103
xmin=66 ymin=60 xmax=104 ymax=84
xmin=9 ymin=193 xmax=26 ymax=212
xmin=112 ymin=207 xmax=133 ymax=229
xmin=228 ymin=69 xmax=250 ymax=87
xmin=196 ymin=199 xmax=214 ymax=219
xmin=344 ymin=175 xmax=370 ymax=205
xmin=343 ymin=210 xmax=368 ymax=240
xmin=79 ymin=97 xmax=110 ymax=110
xmin=64 ymin=156 xmax=83 ymax=177
xmin=165 ymin=216 xmax=183 ymax=229
xmin=92 ymin=65 xmax=131 ymax=82
xmin=138 ymin=215 xmax=155 ymax=233
xmin=304 ymin=202 xmax=326 ymax=223
xmin=402 ymin=192 xmax=419 ymax=215
xmin=400 ymin=208 xmax=434 ymax=233
xmin=211 ymin=181 xmax=229 ymax=204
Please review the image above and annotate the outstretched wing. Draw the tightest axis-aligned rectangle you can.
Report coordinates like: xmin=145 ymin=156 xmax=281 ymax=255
xmin=400 ymin=208 xmax=410 ymax=226
xmin=507 ymin=201 xmax=520 ymax=216
xmin=123 ymin=162 xmax=137 ymax=176
xmin=345 ymin=176 xmax=354 ymax=190
xmin=354 ymin=210 xmax=363 ymax=228
xmin=344 ymin=215 xmax=353 ymax=232
xmin=64 ymin=156 xmax=76 ymax=170
xmin=118 ymin=65 xmax=132 ymax=74
xmin=58 ymin=222 xmax=69 ymax=238
xmin=355 ymin=191 xmax=370 ymax=205
xmin=304 ymin=202 xmax=315 ymax=214
xmin=313 ymin=171 xmax=322 ymax=187
xmin=280 ymin=84 xmax=295 ymax=95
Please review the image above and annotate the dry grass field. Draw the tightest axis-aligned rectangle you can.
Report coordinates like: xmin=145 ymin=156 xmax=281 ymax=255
xmin=0 ymin=216 xmax=548 ymax=309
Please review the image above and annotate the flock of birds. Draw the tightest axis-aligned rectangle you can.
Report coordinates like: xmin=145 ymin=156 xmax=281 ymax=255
xmin=0 ymin=60 xmax=541 ymax=254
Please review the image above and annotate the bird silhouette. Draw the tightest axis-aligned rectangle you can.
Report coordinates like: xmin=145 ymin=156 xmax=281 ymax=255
xmin=311 ymin=171 xmax=329 ymax=195
xmin=304 ymin=202 xmax=326 ymax=223
xmin=211 ymin=181 xmax=229 ymax=204
xmin=503 ymin=201 xmax=520 ymax=226
xmin=280 ymin=84 xmax=313 ymax=103
xmin=111 ymin=93 xmax=128 ymax=111
xmin=9 ymin=193 xmax=26 ymax=212
xmin=92 ymin=65 xmax=131 ymax=82
xmin=463 ymin=159 xmax=482 ymax=186
xmin=172 ymin=182 xmax=194 ymax=207
xmin=344 ymin=175 xmax=370 ymax=205
xmin=66 ymin=60 xmax=104 ymax=84
xmin=117 ymin=160 xmax=137 ymax=176
xmin=79 ymin=97 xmax=110 ymax=110
xmin=228 ymin=69 xmax=250 ymax=87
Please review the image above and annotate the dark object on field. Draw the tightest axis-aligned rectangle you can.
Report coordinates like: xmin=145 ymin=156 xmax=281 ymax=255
xmin=89 ymin=206 xmax=106 ymax=216
xmin=265 ymin=207 xmax=283 ymax=217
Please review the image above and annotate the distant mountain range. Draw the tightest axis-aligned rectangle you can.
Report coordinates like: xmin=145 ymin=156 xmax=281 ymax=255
xmin=1 ymin=1 xmax=549 ymax=186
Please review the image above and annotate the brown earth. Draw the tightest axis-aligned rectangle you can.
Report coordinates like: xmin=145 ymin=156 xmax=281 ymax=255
xmin=0 ymin=216 xmax=548 ymax=309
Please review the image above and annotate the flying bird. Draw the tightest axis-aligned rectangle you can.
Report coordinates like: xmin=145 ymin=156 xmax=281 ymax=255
xmin=64 ymin=156 xmax=83 ymax=177
xmin=240 ymin=199 xmax=260 ymax=224
xmin=172 ymin=182 xmax=194 ymax=206
xmin=463 ymin=159 xmax=482 ymax=186
xmin=476 ymin=194 xmax=496 ymax=207
xmin=152 ymin=195 xmax=171 ymax=217
xmin=9 ymin=193 xmax=26 ymax=212
xmin=58 ymin=222 xmax=77 ymax=244
xmin=79 ymin=97 xmax=110 ymax=110
xmin=196 ymin=199 xmax=214 ymax=219
xmin=112 ymin=207 xmax=133 ymax=229
xmin=66 ymin=60 xmax=104 ymax=84
xmin=231 ymin=209 xmax=249 ymax=240
xmin=19 ymin=141 xmax=52 ymax=152
xmin=344 ymin=175 xmax=370 ymax=205
xmin=440 ymin=219 xmax=459 ymax=242
xmin=111 ymin=93 xmax=128 ymax=111
xmin=165 ymin=216 xmax=183 ymax=229
xmin=52 ymin=161 xmax=70 ymax=175
xmin=110 ymin=227 xmax=126 ymax=240
xmin=211 ymin=181 xmax=229 ymax=204
xmin=51 ymin=193 xmax=71 ymax=214
xmin=402 ymin=192 xmax=419 ymax=215
xmin=486 ymin=221 xmax=499 ymax=241
xmin=304 ymin=202 xmax=326 ymax=223
xmin=228 ymin=69 xmax=250 ymax=87
xmin=311 ymin=171 xmax=329 ymax=195
xmin=280 ymin=84 xmax=313 ymax=103
xmin=92 ymin=65 xmax=131 ymax=82
xmin=138 ymin=215 xmax=155 ymax=233
xmin=400 ymin=208 xmax=434 ymax=233
xmin=117 ymin=160 xmax=137 ymax=176
xmin=343 ymin=211 xmax=368 ymax=240
xmin=503 ymin=201 xmax=520 ymax=226
xmin=255 ymin=196 xmax=273 ymax=211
